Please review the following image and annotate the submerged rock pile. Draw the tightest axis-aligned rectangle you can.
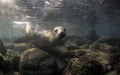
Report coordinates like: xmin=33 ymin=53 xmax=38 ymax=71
xmin=0 ymin=35 xmax=120 ymax=75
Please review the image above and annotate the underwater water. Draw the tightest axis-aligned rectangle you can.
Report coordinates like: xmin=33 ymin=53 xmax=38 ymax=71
xmin=0 ymin=0 xmax=120 ymax=75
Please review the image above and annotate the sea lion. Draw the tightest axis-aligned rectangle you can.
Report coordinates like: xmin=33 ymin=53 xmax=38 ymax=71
xmin=27 ymin=26 xmax=66 ymax=47
xmin=15 ymin=23 xmax=66 ymax=47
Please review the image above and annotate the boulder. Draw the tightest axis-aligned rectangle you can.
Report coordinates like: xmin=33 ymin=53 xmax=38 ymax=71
xmin=89 ymin=36 xmax=120 ymax=50
xmin=64 ymin=58 xmax=104 ymax=75
xmin=5 ymin=43 xmax=33 ymax=53
xmin=6 ymin=49 xmax=19 ymax=60
xmin=0 ymin=39 xmax=7 ymax=55
xmin=11 ymin=55 xmax=20 ymax=72
xmin=0 ymin=53 xmax=13 ymax=74
xmin=67 ymin=49 xmax=110 ymax=72
xmin=20 ymin=48 xmax=59 ymax=75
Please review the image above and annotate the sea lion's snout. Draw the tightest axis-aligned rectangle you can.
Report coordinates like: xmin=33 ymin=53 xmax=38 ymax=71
xmin=53 ymin=26 xmax=66 ymax=40
xmin=59 ymin=30 xmax=66 ymax=39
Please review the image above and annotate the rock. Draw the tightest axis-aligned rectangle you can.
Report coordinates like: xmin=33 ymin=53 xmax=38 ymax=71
xmin=89 ymin=41 xmax=100 ymax=49
xmin=106 ymin=71 xmax=116 ymax=75
xmin=97 ymin=36 xmax=120 ymax=46
xmin=99 ymin=43 xmax=113 ymax=51
xmin=11 ymin=55 xmax=20 ymax=72
xmin=89 ymin=36 xmax=120 ymax=50
xmin=0 ymin=71 xmax=3 ymax=75
xmin=64 ymin=58 xmax=104 ymax=75
xmin=116 ymin=64 xmax=120 ymax=75
xmin=64 ymin=41 xmax=80 ymax=50
xmin=61 ymin=35 xmax=90 ymax=48
xmin=54 ymin=46 xmax=68 ymax=54
xmin=5 ymin=43 xmax=33 ymax=53
xmin=14 ymin=72 xmax=21 ymax=75
xmin=80 ymin=44 xmax=89 ymax=49
xmin=0 ymin=53 xmax=12 ymax=73
xmin=68 ymin=49 xmax=110 ymax=72
xmin=6 ymin=49 xmax=19 ymax=60
xmin=0 ymin=39 xmax=7 ymax=55
xmin=13 ymin=43 xmax=33 ymax=51
xmin=4 ymin=43 xmax=14 ymax=50
xmin=20 ymin=48 xmax=59 ymax=75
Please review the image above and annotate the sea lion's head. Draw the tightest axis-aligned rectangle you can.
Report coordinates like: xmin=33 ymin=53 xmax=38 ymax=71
xmin=53 ymin=26 xmax=66 ymax=41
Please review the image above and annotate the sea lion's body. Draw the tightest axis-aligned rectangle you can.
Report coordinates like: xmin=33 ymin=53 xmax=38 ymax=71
xmin=15 ymin=23 xmax=66 ymax=47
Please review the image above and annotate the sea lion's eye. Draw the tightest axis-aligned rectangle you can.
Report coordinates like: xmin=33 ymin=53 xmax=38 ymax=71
xmin=55 ymin=29 xmax=57 ymax=33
